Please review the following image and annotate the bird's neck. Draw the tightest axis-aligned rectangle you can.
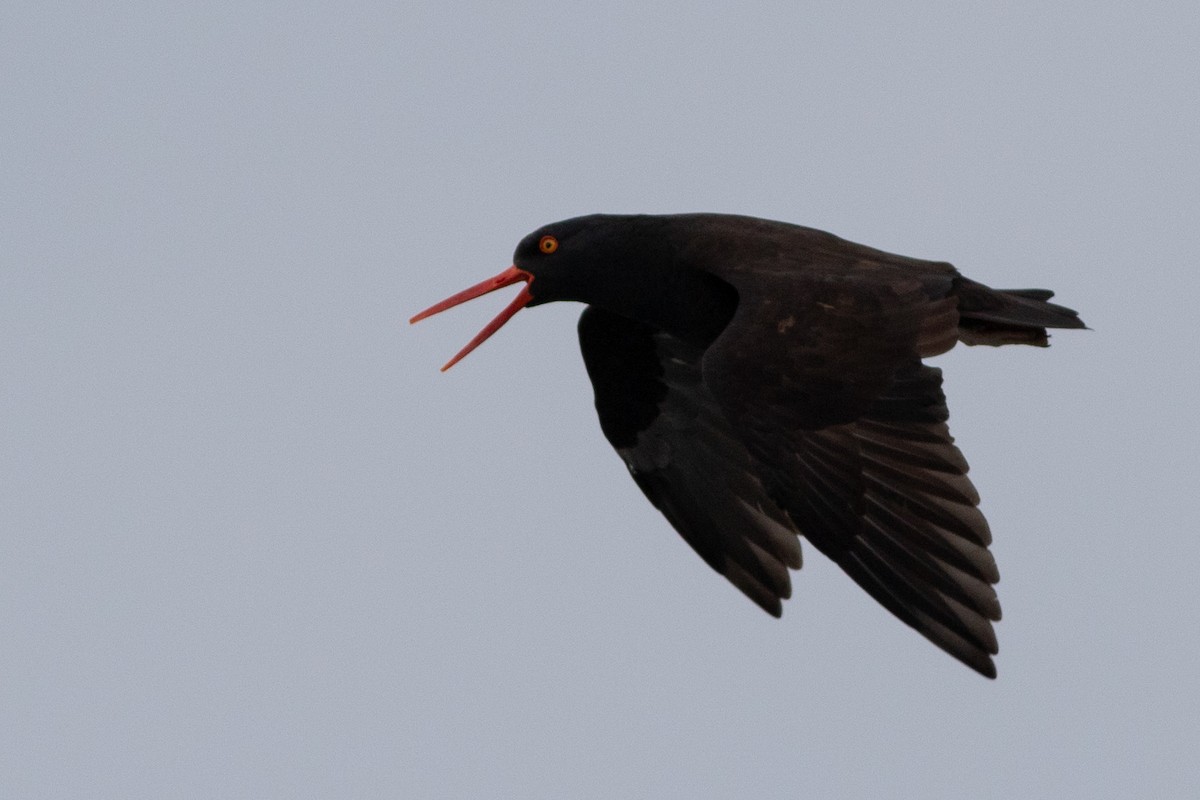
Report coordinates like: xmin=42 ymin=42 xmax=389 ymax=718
xmin=598 ymin=264 xmax=738 ymax=347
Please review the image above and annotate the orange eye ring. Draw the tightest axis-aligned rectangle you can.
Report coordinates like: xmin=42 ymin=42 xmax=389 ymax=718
xmin=538 ymin=235 xmax=559 ymax=254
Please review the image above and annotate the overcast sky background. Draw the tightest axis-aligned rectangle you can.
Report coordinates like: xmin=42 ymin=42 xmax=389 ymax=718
xmin=4 ymin=2 xmax=1198 ymax=797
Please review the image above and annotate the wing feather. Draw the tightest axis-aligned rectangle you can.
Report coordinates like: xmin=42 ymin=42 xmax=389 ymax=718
xmin=579 ymin=248 xmax=1006 ymax=677
xmin=699 ymin=262 xmax=1003 ymax=676
xmin=578 ymin=306 xmax=803 ymax=617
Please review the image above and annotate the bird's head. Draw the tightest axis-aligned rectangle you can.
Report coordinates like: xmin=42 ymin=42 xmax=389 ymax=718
xmin=411 ymin=215 xmax=703 ymax=370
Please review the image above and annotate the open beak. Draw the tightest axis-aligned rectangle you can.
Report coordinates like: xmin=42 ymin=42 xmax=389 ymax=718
xmin=410 ymin=266 xmax=534 ymax=371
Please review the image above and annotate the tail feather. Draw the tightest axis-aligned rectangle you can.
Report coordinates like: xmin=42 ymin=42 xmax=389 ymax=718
xmin=956 ymin=278 xmax=1086 ymax=347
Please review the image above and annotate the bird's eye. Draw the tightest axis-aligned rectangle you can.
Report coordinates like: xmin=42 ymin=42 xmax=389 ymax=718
xmin=539 ymin=235 xmax=559 ymax=254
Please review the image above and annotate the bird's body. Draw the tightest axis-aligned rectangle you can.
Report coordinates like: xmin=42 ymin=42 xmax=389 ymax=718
xmin=412 ymin=213 xmax=1085 ymax=678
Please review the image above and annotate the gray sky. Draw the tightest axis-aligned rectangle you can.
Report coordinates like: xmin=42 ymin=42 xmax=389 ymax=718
xmin=4 ymin=2 xmax=1198 ymax=797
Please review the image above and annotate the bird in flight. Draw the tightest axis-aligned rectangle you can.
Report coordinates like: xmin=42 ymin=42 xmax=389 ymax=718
xmin=411 ymin=213 xmax=1085 ymax=678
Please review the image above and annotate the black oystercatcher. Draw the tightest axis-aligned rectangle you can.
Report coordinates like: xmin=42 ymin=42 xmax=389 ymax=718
xmin=411 ymin=213 xmax=1085 ymax=678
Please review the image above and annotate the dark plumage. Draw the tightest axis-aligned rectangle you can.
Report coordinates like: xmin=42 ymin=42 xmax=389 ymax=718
xmin=411 ymin=213 xmax=1086 ymax=678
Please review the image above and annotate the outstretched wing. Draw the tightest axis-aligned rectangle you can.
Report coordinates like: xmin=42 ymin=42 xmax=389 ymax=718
xmin=577 ymin=306 xmax=803 ymax=616
xmin=701 ymin=264 xmax=1002 ymax=677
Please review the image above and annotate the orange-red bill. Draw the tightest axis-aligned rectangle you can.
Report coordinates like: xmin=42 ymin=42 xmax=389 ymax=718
xmin=410 ymin=265 xmax=535 ymax=371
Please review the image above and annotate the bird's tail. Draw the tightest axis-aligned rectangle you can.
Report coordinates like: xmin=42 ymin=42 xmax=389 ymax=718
xmin=956 ymin=278 xmax=1087 ymax=347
